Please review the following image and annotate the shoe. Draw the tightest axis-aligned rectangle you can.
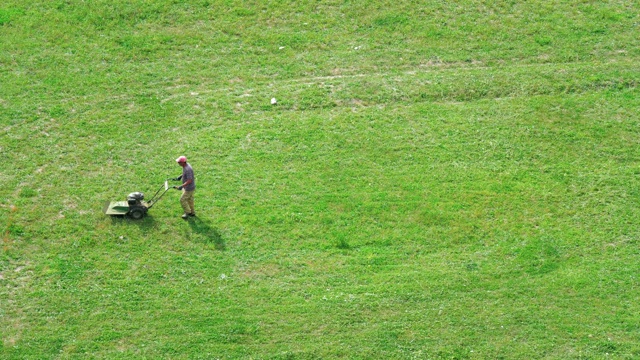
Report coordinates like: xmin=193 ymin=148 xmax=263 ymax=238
xmin=181 ymin=213 xmax=189 ymax=219
xmin=189 ymin=213 xmax=196 ymax=217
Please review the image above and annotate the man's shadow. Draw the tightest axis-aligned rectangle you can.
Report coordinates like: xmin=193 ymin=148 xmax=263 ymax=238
xmin=186 ymin=217 xmax=225 ymax=250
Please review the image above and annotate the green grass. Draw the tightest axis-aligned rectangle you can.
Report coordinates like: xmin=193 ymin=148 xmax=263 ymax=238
xmin=2 ymin=0 xmax=640 ymax=358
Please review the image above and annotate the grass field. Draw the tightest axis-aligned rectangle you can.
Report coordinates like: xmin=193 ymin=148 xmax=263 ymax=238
xmin=2 ymin=1 xmax=640 ymax=358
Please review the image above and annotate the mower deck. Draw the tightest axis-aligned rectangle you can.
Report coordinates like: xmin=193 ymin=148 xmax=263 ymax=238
xmin=104 ymin=201 xmax=132 ymax=215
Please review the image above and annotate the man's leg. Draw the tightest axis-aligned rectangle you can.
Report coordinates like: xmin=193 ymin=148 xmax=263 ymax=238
xmin=188 ymin=193 xmax=195 ymax=216
xmin=180 ymin=190 xmax=194 ymax=216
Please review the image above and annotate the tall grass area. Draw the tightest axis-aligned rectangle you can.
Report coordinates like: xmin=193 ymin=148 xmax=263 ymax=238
xmin=2 ymin=1 xmax=639 ymax=358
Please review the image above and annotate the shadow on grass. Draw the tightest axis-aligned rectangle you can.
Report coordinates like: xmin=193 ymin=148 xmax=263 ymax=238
xmin=107 ymin=214 xmax=158 ymax=227
xmin=106 ymin=213 xmax=225 ymax=250
xmin=109 ymin=214 xmax=162 ymax=233
xmin=186 ymin=216 xmax=225 ymax=250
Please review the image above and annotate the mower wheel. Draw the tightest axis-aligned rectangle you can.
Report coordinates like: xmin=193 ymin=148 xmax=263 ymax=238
xmin=129 ymin=208 xmax=145 ymax=220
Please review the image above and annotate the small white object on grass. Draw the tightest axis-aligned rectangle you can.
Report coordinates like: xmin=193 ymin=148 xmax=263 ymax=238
xmin=271 ymin=98 xmax=277 ymax=105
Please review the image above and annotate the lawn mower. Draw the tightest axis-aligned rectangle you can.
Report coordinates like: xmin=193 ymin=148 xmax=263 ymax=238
xmin=104 ymin=180 xmax=175 ymax=219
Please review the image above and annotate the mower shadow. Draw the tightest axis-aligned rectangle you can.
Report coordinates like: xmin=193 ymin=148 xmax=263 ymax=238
xmin=186 ymin=216 xmax=225 ymax=250
xmin=108 ymin=214 xmax=158 ymax=228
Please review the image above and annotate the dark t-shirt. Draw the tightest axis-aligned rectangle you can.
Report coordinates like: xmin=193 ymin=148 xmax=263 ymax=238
xmin=182 ymin=164 xmax=196 ymax=191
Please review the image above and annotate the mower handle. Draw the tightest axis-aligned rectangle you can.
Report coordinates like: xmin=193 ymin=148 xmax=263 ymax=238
xmin=147 ymin=181 xmax=171 ymax=209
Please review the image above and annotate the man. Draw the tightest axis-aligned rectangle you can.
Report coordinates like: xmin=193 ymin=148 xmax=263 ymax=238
xmin=172 ymin=155 xmax=196 ymax=219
